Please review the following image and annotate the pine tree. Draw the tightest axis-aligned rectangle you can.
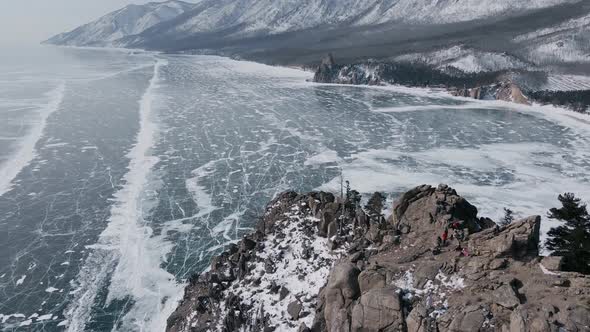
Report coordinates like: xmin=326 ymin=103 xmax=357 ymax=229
xmin=545 ymin=193 xmax=590 ymax=274
xmin=345 ymin=181 xmax=351 ymax=202
xmin=347 ymin=190 xmax=361 ymax=212
xmin=344 ymin=181 xmax=361 ymax=213
xmin=365 ymin=192 xmax=386 ymax=218
xmin=500 ymin=208 xmax=514 ymax=226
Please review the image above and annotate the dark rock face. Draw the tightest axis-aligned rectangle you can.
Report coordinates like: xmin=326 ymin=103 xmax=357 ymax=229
xmin=312 ymin=55 xmax=384 ymax=85
xmin=167 ymin=185 xmax=590 ymax=332
xmin=313 ymin=54 xmax=342 ymax=84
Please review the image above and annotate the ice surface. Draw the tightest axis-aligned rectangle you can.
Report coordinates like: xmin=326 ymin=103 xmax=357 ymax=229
xmin=0 ymin=82 xmax=65 ymax=196
xmin=1 ymin=51 xmax=589 ymax=331
xmin=64 ymin=59 xmax=185 ymax=332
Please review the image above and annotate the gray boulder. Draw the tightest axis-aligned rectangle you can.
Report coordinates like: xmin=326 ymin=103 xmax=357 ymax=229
xmin=358 ymin=270 xmax=386 ymax=295
xmin=540 ymin=256 xmax=563 ymax=271
xmin=351 ymin=287 xmax=403 ymax=331
xmin=492 ymin=284 xmax=520 ymax=309
xmin=468 ymin=216 xmax=541 ymax=259
xmin=448 ymin=305 xmax=486 ymax=332
xmin=288 ymin=300 xmax=303 ymax=320
xmin=324 ymin=262 xmax=361 ymax=331
xmin=391 ymin=184 xmax=481 ymax=238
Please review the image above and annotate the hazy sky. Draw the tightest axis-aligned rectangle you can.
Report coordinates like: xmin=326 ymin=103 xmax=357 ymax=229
xmin=0 ymin=0 xmax=192 ymax=45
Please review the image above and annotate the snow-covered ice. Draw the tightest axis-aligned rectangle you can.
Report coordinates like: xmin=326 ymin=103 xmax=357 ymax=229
xmin=1 ymin=50 xmax=589 ymax=331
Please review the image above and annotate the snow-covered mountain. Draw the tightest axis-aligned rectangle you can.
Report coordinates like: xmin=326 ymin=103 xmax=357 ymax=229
xmin=46 ymin=0 xmax=590 ymax=73
xmin=127 ymin=0 xmax=578 ymax=42
xmin=44 ymin=0 xmax=195 ymax=47
xmin=48 ymin=0 xmax=579 ymax=47
xmin=515 ymin=11 xmax=590 ymax=65
xmin=394 ymin=46 xmax=532 ymax=73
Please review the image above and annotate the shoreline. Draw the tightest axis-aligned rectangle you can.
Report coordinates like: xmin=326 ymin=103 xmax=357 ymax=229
xmin=45 ymin=43 xmax=590 ymax=120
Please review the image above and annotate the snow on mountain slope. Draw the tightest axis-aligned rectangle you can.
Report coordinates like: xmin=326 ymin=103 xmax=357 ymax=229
xmin=515 ymin=12 xmax=590 ymax=43
xmin=44 ymin=0 xmax=195 ymax=47
xmin=355 ymin=0 xmax=579 ymax=25
xmin=149 ymin=0 xmax=579 ymax=38
xmin=515 ymin=12 xmax=590 ymax=65
xmin=60 ymin=0 xmax=581 ymax=48
xmin=395 ymin=46 xmax=531 ymax=73
xmin=543 ymin=74 xmax=590 ymax=91
xmin=528 ymin=39 xmax=590 ymax=64
xmin=46 ymin=0 xmax=589 ymax=74
xmin=162 ymin=0 xmax=375 ymax=36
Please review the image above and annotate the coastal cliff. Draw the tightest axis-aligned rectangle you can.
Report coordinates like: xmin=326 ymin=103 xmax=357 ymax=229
xmin=313 ymin=54 xmax=590 ymax=113
xmin=166 ymin=185 xmax=590 ymax=332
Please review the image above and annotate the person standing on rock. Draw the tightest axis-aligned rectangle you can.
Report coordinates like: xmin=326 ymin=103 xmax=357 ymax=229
xmin=441 ymin=227 xmax=449 ymax=246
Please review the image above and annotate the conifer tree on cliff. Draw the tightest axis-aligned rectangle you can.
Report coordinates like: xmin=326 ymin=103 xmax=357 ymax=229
xmin=545 ymin=193 xmax=590 ymax=274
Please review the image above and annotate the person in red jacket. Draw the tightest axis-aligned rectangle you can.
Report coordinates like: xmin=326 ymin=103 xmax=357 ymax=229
xmin=441 ymin=227 xmax=449 ymax=246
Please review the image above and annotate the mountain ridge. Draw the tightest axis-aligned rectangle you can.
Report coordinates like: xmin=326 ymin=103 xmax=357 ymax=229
xmin=44 ymin=0 xmax=590 ymax=77
xmin=43 ymin=0 xmax=195 ymax=47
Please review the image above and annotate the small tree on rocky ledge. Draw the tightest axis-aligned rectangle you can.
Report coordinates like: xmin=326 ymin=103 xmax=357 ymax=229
xmin=545 ymin=193 xmax=590 ymax=274
xmin=344 ymin=181 xmax=361 ymax=213
xmin=365 ymin=192 xmax=386 ymax=220
xmin=500 ymin=208 xmax=514 ymax=226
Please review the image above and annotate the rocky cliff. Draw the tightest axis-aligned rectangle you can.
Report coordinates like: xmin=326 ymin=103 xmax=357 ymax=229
xmin=166 ymin=185 xmax=590 ymax=332
xmin=312 ymin=55 xmax=537 ymax=106
xmin=313 ymin=56 xmax=590 ymax=113
xmin=450 ymin=82 xmax=531 ymax=106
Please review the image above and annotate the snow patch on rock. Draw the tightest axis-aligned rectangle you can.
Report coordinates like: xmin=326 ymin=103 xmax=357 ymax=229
xmin=220 ymin=212 xmax=339 ymax=330
xmin=395 ymin=46 xmax=530 ymax=73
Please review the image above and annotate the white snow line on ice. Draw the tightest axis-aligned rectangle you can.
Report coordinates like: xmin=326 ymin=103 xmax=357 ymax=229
xmin=65 ymin=58 xmax=184 ymax=332
xmin=0 ymin=81 xmax=65 ymax=197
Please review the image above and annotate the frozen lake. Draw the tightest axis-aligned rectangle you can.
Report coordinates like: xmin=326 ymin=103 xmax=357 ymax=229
xmin=0 ymin=46 xmax=589 ymax=331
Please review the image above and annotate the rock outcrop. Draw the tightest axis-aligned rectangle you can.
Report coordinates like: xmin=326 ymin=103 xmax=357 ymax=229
xmin=450 ymin=81 xmax=531 ymax=105
xmin=167 ymin=192 xmax=343 ymax=332
xmin=311 ymin=55 xmax=540 ymax=108
xmin=313 ymin=54 xmax=341 ymax=84
xmin=167 ymin=185 xmax=590 ymax=332
xmin=312 ymin=55 xmax=384 ymax=86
